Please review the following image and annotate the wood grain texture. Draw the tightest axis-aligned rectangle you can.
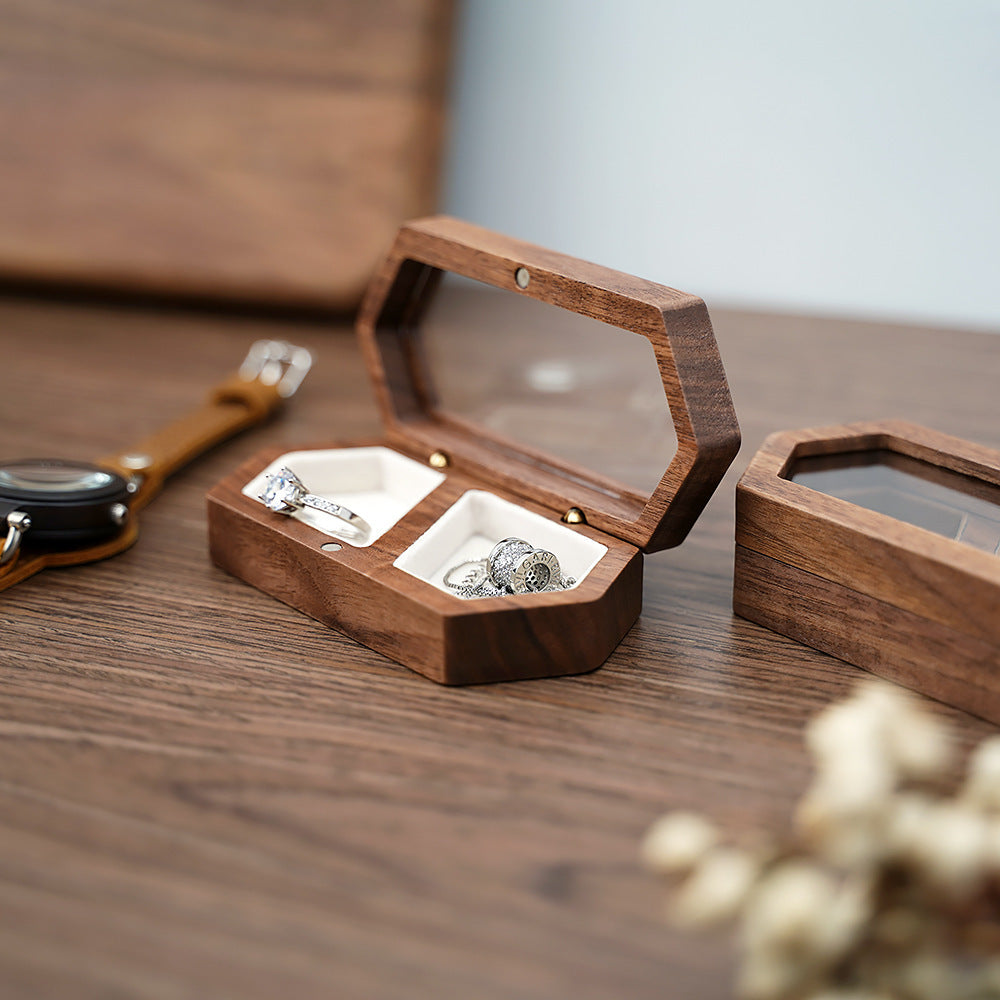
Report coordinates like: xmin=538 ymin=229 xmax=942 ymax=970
xmin=208 ymin=444 xmax=643 ymax=684
xmin=734 ymin=420 xmax=1000 ymax=722
xmin=0 ymin=294 xmax=997 ymax=1000
xmin=357 ymin=216 xmax=742 ymax=553
xmin=0 ymin=0 xmax=453 ymax=309
xmin=735 ymin=544 xmax=1000 ymax=723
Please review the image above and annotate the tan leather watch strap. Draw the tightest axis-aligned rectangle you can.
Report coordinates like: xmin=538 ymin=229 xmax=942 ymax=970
xmin=0 ymin=521 xmax=140 ymax=593
xmin=99 ymin=374 xmax=287 ymax=510
xmin=0 ymin=341 xmax=310 ymax=592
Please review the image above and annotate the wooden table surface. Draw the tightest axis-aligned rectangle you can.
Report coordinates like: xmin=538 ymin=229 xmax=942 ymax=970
xmin=1 ymin=294 xmax=997 ymax=1000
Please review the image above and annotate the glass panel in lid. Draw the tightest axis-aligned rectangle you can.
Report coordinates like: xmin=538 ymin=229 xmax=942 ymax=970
xmin=418 ymin=273 xmax=677 ymax=499
xmin=788 ymin=449 xmax=1000 ymax=555
xmin=0 ymin=460 xmax=115 ymax=493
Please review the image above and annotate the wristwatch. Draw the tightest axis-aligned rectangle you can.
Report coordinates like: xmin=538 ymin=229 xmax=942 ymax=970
xmin=0 ymin=340 xmax=311 ymax=592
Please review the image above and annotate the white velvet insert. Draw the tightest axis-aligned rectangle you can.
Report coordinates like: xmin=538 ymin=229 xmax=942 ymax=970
xmin=394 ymin=489 xmax=607 ymax=593
xmin=242 ymin=447 xmax=445 ymax=547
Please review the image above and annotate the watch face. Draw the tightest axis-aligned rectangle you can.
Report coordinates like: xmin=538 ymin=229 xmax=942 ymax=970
xmin=0 ymin=459 xmax=131 ymax=548
xmin=0 ymin=460 xmax=118 ymax=494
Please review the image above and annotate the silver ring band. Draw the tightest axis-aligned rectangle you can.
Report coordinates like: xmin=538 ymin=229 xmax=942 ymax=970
xmin=296 ymin=492 xmax=370 ymax=539
xmin=443 ymin=559 xmax=489 ymax=591
xmin=259 ymin=467 xmax=371 ymax=541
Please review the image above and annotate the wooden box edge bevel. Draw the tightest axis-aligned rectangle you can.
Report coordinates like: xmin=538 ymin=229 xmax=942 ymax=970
xmin=733 ymin=418 xmax=1000 ymax=723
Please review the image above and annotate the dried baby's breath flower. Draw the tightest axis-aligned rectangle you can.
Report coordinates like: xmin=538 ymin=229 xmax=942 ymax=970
xmin=797 ymin=683 xmax=957 ymax=871
xmin=799 ymin=698 xmax=894 ymax=867
xmin=737 ymin=945 xmax=812 ymax=1000
xmin=796 ymin=784 xmax=886 ymax=869
xmin=961 ymin=735 xmax=1000 ymax=812
xmin=805 ymin=697 xmax=883 ymax=768
xmin=809 ymin=752 xmax=895 ymax=816
xmin=905 ymin=802 xmax=991 ymax=895
xmin=742 ymin=861 xmax=841 ymax=952
xmin=738 ymin=863 xmax=870 ymax=1000
xmin=643 ymin=679 xmax=1000 ymax=1000
xmin=880 ymin=699 xmax=953 ymax=782
xmin=813 ymin=873 xmax=872 ymax=960
xmin=671 ymin=845 xmax=760 ymax=928
xmin=640 ymin=811 xmax=718 ymax=874
xmin=809 ymin=681 xmax=951 ymax=787
xmin=882 ymin=792 xmax=935 ymax=858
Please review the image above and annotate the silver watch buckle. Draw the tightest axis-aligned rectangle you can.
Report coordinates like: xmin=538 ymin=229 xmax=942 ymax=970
xmin=239 ymin=340 xmax=313 ymax=398
xmin=1 ymin=510 xmax=31 ymax=567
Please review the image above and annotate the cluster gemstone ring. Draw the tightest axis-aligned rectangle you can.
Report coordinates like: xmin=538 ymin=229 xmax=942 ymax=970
xmin=258 ymin=467 xmax=371 ymax=542
xmin=443 ymin=536 xmax=575 ymax=599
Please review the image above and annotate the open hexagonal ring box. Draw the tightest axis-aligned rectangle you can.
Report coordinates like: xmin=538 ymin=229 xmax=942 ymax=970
xmin=207 ymin=217 xmax=741 ymax=684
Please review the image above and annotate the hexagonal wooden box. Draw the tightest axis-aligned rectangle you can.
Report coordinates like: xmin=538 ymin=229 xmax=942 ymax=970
xmin=208 ymin=216 xmax=740 ymax=684
xmin=734 ymin=419 xmax=1000 ymax=723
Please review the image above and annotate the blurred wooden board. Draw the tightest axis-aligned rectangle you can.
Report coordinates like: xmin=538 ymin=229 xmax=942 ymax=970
xmin=0 ymin=0 xmax=453 ymax=309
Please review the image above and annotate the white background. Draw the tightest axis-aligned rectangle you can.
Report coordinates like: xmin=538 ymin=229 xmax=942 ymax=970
xmin=443 ymin=1 xmax=1000 ymax=331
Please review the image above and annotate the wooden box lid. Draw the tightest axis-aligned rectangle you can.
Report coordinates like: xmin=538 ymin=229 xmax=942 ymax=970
xmin=356 ymin=216 xmax=741 ymax=553
xmin=734 ymin=419 xmax=1000 ymax=724
xmin=737 ymin=419 xmax=1000 ymax=634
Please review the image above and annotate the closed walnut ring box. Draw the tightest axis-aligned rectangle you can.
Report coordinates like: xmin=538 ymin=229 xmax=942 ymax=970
xmin=208 ymin=216 xmax=740 ymax=684
xmin=734 ymin=419 xmax=1000 ymax=724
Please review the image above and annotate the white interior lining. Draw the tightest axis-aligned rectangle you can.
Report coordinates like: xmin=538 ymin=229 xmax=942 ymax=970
xmin=242 ymin=447 xmax=445 ymax=547
xmin=394 ymin=489 xmax=607 ymax=593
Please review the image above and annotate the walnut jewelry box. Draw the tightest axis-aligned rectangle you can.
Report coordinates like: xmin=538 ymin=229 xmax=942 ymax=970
xmin=208 ymin=216 xmax=741 ymax=684
xmin=735 ymin=419 xmax=1000 ymax=724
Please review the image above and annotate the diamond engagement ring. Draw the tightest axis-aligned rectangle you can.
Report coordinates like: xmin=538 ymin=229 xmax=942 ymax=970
xmin=258 ymin=467 xmax=371 ymax=542
xmin=444 ymin=537 xmax=576 ymax=599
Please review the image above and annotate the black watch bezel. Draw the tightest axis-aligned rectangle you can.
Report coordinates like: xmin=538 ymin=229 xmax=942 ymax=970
xmin=0 ymin=458 xmax=132 ymax=549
